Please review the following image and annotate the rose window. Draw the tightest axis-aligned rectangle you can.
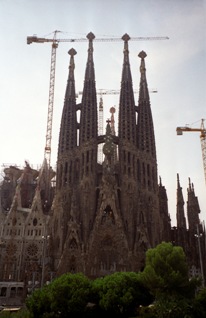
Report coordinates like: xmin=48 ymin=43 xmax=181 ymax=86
xmin=27 ymin=243 xmax=38 ymax=256
xmin=6 ymin=243 xmax=17 ymax=255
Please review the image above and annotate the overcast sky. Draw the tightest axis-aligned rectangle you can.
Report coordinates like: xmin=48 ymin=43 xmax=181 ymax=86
xmin=0 ymin=0 xmax=205 ymax=225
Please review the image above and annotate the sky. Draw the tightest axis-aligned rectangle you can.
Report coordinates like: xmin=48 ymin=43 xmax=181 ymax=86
xmin=0 ymin=0 xmax=205 ymax=225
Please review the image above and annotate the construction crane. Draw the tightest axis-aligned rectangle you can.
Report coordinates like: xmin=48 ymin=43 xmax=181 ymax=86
xmin=176 ymin=119 xmax=206 ymax=184
xmin=27 ymin=31 xmax=168 ymax=169
xmin=77 ymin=88 xmax=157 ymax=97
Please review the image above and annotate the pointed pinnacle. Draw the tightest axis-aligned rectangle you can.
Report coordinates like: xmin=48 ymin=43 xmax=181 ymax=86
xmin=138 ymin=50 xmax=147 ymax=59
xmin=68 ymin=48 xmax=77 ymax=56
xmin=87 ymin=32 xmax=95 ymax=41
xmin=122 ymin=33 xmax=131 ymax=42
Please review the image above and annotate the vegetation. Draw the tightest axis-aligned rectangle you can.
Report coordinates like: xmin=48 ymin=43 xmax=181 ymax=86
xmin=91 ymin=271 xmax=153 ymax=317
xmin=1 ymin=242 xmax=205 ymax=317
xmin=26 ymin=272 xmax=91 ymax=317
xmin=139 ymin=241 xmax=202 ymax=317
xmin=141 ymin=241 xmax=198 ymax=298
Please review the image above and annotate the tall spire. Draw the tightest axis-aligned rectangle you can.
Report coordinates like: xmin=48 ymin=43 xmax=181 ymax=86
xmin=118 ymin=33 xmax=136 ymax=145
xmin=137 ymin=51 xmax=156 ymax=159
xmin=56 ymin=48 xmax=77 ymax=190
xmin=58 ymin=48 xmax=77 ymax=156
xmin=158 ymin=176 xmax=171 ymax=241
xmin=136 ymin=51 xmax=157 ymax=192
xmin=176 ymin=173 xmax=186 ymax=229
xmin=138 ymin=51 xmax=150 ymax=103
xmin=187 ymin=177 xmax=201 ymax=232
xmin=79 ymin=32 xmax=97 ymax=145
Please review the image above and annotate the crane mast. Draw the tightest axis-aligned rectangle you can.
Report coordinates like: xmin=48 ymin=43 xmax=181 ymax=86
xmin=176 ymin=119 xmax=206 ymax=184
xmin=44 ymin=32 xmax=58 ymax=168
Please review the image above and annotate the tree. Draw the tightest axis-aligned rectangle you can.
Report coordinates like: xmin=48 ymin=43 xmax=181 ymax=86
xmin=26 ymin=272 xmax=92 ymax=318
xmin=192 ymin=287 xmax=206 ymax=317
xmin=140 ymin=241 xmax=199 ymax=318
xmin=91 ymin=272 xmax=153 ymax=317
xmin=141 ymin=241 xmax=197 ymax=298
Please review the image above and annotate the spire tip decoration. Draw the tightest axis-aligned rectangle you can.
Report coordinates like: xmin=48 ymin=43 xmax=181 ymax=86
xmin=138 ymin=50 xmax=147 ymax=59
xmin=68 ymin=48 xmax=77 ymax=56
xmin=122 ymin=33 xmax=130 ymax=42
xmin=87 ymin=32 xmax=95 ymax=41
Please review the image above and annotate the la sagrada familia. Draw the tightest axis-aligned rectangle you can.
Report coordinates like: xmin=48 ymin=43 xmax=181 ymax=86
xmin=0 ymin=33 xmax=205 ymax=300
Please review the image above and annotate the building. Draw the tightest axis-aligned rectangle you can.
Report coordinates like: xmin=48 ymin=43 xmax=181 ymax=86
xmin=0 ymin=33 xmax=205 ymax=303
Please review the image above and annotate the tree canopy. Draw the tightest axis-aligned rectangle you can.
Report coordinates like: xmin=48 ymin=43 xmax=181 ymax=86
xmin=139 ymin=241 xmax=200 ymax=318
xmin=24 ymin=242 xmax=203 ymax=318
xmin=26 ymin=272 xmax=91 ymax=318
xmin=141 ymin=241 xmax=197 ymax=298
xmin=25 ymin=271 xmax=152 ymax=318
xmin=92 ymin=271 xmax=153 ymax=317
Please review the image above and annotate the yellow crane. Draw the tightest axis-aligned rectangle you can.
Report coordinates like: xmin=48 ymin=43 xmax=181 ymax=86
xmin=176 ymin=119 xmax=206 ymax=184
xmin=27 ymin=31 xmax=168 ymax=169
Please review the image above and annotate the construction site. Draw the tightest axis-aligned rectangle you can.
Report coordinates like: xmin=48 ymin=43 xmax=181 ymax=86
xmin=0 ymin=31 xmax=206 ymax=306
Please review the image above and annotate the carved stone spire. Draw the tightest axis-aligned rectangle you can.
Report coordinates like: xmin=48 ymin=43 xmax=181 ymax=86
xmin=118 ymin=33 xmax=136 ymax=145
xmin=56 ymin=48 xmax=77 ymax=189
xmin=138 ymin=51 xmax=150 ymax=103
xmin=176 ymin=173 xmax=186 ymax=229
xmin=137 ymin=51 xmax=156 ymax=159
xmin=187 ymin=178 xmax=201 ymax=232
xmin=79 ymin=32 xmax=97 ymax=145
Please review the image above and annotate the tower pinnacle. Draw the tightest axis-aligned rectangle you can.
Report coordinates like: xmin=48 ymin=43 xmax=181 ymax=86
xmin=68 ymin=48 xmax=76 ymax=81
xmin=138 ymin=50 xmax=149 ymax=102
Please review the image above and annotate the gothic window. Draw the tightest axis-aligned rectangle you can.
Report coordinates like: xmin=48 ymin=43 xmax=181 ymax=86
xmin=6 ymin=243 xmax=17 ymax=256
xmin=123 ymin=150 xmax=126 ymax=162
xmin=125 ymin=220 xmax=128 ymax=232
xmin=12 ymin=217 xmax=17 ymax=226
xmin=69 ymin=161 xmax=72 ymax=184
xmin=91 ymin=150 xmax=94 ymax=172
xmin=75 ymin=159 xmax=79 ymax=180
xmin=33 ymin=218 xmax=37 ymax=226
xmin=142 ymin=162 xmax=146 ymax=187
xmin=64 ymin=162 xmax=68 ymax=185
xmin=101 ymin=206 xmax=115 ymax=224
xmin=27 ymin=243 xmax=38 ymax=257
xmin=128 ymin=152 xmax=130 ymax=164
xmin=140 ymin=212 xmax=144 ymax=224
xmin=0 ymin=287 xmax=7 ymax=296
xmin=147 ymin=164 xmax=150 ymax=176
xmin=69 ymin=238 xmax=78 ymax=250
xmin=137 ymin=159 xmax=141 ymax=181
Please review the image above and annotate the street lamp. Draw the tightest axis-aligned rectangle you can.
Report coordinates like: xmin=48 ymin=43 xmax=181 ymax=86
xmin=41 ymin=235 xmax=50 ymax=288
xmin=27 ymin=272 xmax=39 ymax=294
xmin=195 ymin=224 xmax=204 ymax=287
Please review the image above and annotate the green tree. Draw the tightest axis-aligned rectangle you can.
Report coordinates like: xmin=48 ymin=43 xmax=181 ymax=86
xmin=140 ymin=242 xmax=199 ymax=318
xmin=192 ymin=287 xmax=206 ymax=317
xmin=26 ymin=272 xmax=92 ymax=318
xmin=141 ymin=242 xmax=197 ymax=298
xmin=92 ymin=271 xmax=153 ymax=317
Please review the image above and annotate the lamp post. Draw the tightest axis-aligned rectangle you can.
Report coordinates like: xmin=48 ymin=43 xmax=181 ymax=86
xmin=41 ymin=235 xmax=50 ymax=288
xmin=0 ymin=240 xmax=6 ymax=281
xmin=195 ymin=224 xmax=204 ymax=287
xmin=27 ymin=272 xmax=39 ymax=294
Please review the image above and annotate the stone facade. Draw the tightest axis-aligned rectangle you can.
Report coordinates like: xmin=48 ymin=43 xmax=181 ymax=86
xmin=0 ymin=33 xmax=205 ymax=300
